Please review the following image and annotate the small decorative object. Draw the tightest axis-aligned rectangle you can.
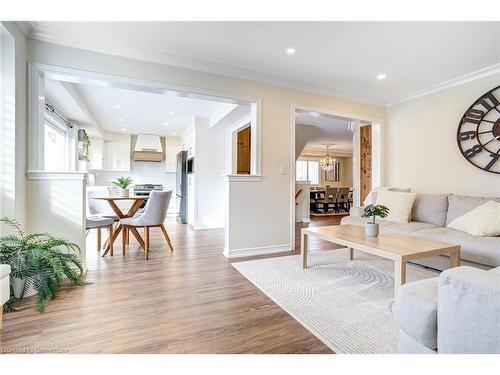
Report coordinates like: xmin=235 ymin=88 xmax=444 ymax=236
xmin=0 ymin=218 xmax=83 ymax=313
xmin=457 ymin=85 xmax=500 ymax=174
xmin=77 ymin=129 xmax=91 ymax=161
xmin=362 ymin=204 xmax=389 ymax=237
xmin=112 ymin=176 xmax=133 ymax=197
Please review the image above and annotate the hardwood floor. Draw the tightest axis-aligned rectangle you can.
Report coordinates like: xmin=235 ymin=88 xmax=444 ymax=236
xmin=294 ymin=214 xmax=348 ymax=252
xmin=0 ymin=216 xmax=334 ymax=354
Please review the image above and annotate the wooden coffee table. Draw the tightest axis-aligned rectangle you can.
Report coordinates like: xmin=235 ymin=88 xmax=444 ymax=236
xmin=301 ymin=224 xmax=461 ymax=295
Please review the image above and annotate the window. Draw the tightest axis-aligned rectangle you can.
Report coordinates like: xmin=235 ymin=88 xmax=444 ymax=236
xmin=296 ymin=160 xmax=319 ymax=185
xmin=44 ymin=117 xmax=67 ymax=171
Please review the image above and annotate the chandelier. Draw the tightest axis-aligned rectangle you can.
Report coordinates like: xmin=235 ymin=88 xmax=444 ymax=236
xmin=320 ymin=145 xmax=336 ymax=171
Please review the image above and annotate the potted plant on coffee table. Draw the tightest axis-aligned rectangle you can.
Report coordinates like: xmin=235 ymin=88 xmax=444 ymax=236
xmin=362 ymin=204 xmax=389 ymax=237
xmin=112 ymin=176 xmax=133 ymax=197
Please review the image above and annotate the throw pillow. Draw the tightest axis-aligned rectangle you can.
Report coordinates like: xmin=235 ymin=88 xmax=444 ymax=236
xmin=376 ymin=189 xmax=417 ymax=223
xmin=447 ymin=200 xmax=500 ymax=237
xmin=363 ymin=186 xmax=411 ymax=205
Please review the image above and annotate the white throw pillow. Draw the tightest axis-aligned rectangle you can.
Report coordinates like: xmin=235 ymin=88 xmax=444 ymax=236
xmin=363 ymin=186 xmax=411 ymax=206
xmin=447 ymin=200 xmax=500 ymax=237
xmin=375 ymin=190 xmax=417 ymax=223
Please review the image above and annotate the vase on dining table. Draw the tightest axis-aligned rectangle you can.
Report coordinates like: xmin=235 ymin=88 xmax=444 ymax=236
xmin=120 ymin=188 xmax=129 ymax=197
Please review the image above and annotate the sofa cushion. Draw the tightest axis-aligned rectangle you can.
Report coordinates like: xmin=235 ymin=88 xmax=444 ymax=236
xmin=412 ymin=194 xmax=448 ymax=227
xmin=393 ymin=277 xmax=438 ymax=350
xmin=340 ymin=216 xmax=438 ymax=235
xmin=412 ymin=228 xmax=500 ymax=267
xmin=446 ymin=194 xmax=500 ymax=226
xmin=447 ymin=200 xmax=500 ymax=237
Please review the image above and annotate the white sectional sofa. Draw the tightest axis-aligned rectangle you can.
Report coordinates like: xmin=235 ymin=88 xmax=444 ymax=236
xmin=393 ymin=265 xmax=500 ymax=353
xmin=0 ymin=264 xmax=11 ymax=329
xmin=341 ymin=193 xmax=500 ymax=269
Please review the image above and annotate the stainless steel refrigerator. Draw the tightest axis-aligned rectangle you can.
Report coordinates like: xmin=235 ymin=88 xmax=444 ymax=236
xmin=176 ymin=150 xmax=188 ymax=223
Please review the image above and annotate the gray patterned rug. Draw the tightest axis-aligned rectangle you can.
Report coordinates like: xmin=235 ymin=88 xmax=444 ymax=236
xmin=232 ymin=249 xmax=438 ymax=354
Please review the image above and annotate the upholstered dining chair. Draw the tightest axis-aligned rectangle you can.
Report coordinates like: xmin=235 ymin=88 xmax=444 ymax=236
xmin=86 ymin=187 xmax=117 ymax=255
xmin=119 ymin=191 xmax=174 ymax=260
xmin=86 ymin=216 xmax=114 ymax=255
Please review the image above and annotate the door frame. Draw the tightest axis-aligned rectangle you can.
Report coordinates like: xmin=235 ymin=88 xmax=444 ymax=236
xmin=289 ymin=104 xmax=384 ymax=250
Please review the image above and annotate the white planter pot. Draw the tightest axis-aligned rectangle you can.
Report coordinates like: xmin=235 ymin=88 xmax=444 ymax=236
xmin=120 ymin=188 xmax=129 ymax=197
xmin=365 ymin=222 xmax=380 ymax=237
xmin=12 ymin=277 xmax=37 ymax=299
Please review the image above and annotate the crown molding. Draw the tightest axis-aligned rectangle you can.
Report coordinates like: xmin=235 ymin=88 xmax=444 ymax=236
xmin=386 ymin=63 xmax=500 ymax=107
xmin=14 ymin=21 xmax=34 ymax=37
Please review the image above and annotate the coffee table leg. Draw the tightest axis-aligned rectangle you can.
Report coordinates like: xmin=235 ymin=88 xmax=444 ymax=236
xmin=449 ymin=251 xmax=460 ymax=268
xmin=394 ymin=260 xmax=407 ymax=296
xmin=301 ymin=231 xmax=308 ymax=269
xmin=347 ymin=247 xmax=354 ymax=261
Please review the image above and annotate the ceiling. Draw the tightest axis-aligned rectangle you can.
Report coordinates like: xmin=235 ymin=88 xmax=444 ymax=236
xmin=45 ymin=79 xmax=238 ymax=136
xmin=20 ymin=21 xmax=500 ymax=105
xmin=295 ymin=110 xmax=354 ymax=152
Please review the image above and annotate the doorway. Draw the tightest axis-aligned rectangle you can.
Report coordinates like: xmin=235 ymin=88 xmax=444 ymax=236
xmin=290 ymin=105 xmax=383 ymax=250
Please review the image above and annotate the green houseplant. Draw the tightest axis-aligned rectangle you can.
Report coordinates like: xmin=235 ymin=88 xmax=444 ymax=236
xmin=0 ymin=218 xmax=84 ymax=313
xmin=77 ymin=129 xmax=91 ymax=161
xmin=112 ymin=176 xmax=133 ymax=197
xmin=362 ymin=204 xmax=389 ymax=237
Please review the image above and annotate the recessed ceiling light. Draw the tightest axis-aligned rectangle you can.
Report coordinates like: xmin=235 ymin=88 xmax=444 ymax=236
xmin=171 ymin=132 xmax=176 ymax=136
xmin=168 ymin=111 xmax=174 ymax=115
xmin=163 ymin=122 xmax=169 ymax=126
xmin=118 ymin=118 xmax=124 ymax=122
xmin=113 ymin=104 xmax=121 ymax=109
xmin=286 ymin=47 xmax=297 ymax=55
xmin=376 ymin=73 xmax=387 ymax=80
xmin=121 ymin=128 xmax=127 ymax=131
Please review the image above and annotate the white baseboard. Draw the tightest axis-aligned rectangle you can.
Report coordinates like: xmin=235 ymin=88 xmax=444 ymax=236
xmin=223 ymin=243 xmax=292 ymax=258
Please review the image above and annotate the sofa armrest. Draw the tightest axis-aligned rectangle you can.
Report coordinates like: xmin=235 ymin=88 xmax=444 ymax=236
xmin=438 ymin=266 xmax=500 ymax=353
xmin=349 ymin=206 xmax=364 ymax=217
xmin=393 ymin=277 xmax=439 ymax=350
xmin=0 ymin=264 xmax=11 ymax=306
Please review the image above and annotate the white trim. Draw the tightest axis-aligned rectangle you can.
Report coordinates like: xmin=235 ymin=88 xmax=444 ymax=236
xmin=224 ymin=174 xmax=262 ymax=182
xmin=387 ymin=63 xmax=500 ymax=106
xmin=26 ymin=170 xmax=88 ymax=181
xmin=289 ymin=104 xmax=384 ymax=252
xmin=223 ymin=243 xmax=291 ymax=259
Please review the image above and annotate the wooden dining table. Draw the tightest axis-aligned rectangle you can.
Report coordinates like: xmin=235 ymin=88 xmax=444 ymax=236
xmin=93 ymin=196 xmax=149 ymax=257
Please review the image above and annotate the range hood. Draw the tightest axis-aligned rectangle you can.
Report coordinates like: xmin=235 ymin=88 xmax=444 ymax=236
xmin=133 ymin=134 xmax=163 ymax=162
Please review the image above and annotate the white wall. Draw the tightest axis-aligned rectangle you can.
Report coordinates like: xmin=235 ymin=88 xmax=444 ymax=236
xmin=1 ymin=22 xmax=27 ymax=229
xmin=386 ymin=74 xmax=500 ymax=197
xmin=27 ymin=39 xmax=386 ymax=256
xmin=26 ymin=173 xmax=87 ymax=266
xmin=195 ymin=125 xmax=225 ymax=229
xmin=0 ymin=24 xmax=16 ymax=231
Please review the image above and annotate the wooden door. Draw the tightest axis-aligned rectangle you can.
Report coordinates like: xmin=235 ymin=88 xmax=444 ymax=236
xmin=237 ymin=126 xmax=251 ymax=174
xmin=359 ymin=124 xmax=372 ymax=204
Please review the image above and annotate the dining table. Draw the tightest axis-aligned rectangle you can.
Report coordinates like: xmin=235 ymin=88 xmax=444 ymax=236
xmin=93 ymin=195 xmax=149 ymax=256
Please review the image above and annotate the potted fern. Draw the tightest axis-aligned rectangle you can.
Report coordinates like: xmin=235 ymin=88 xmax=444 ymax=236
xmin=112 ymin=176 xmax=133 ymax=197
xmin=0 ymin=218 xmax=84 ymax=313
xmin=362 ymin=204 xmax=389 ymax=237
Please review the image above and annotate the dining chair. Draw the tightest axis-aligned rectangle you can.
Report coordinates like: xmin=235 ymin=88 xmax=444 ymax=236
xmin=119 ymin=191 xmax=174 ymax=260
xmin=86 ymin=216 xmax=114 ymax=255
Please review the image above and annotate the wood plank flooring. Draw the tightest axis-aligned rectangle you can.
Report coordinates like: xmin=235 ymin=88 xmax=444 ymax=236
xmin=0 ymin=216 xmax=345 ymax=354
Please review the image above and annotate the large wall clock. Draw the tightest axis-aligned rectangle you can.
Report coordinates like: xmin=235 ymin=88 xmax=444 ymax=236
xmin=457 ymin=85 xmax=500 ymax=174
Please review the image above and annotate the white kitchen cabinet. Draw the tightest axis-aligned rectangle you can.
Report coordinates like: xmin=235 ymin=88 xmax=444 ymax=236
xmin=165 ymin=137 xmax=182 ymax=172
xmin=88 ymin=137 xmax=103 ymax=170
xmin=103 ymin=141 xmax=131 ymax=171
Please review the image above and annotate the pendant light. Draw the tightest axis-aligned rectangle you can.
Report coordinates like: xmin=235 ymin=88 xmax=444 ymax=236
xmin=320 ymin=145 xmax=336 ymax=171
